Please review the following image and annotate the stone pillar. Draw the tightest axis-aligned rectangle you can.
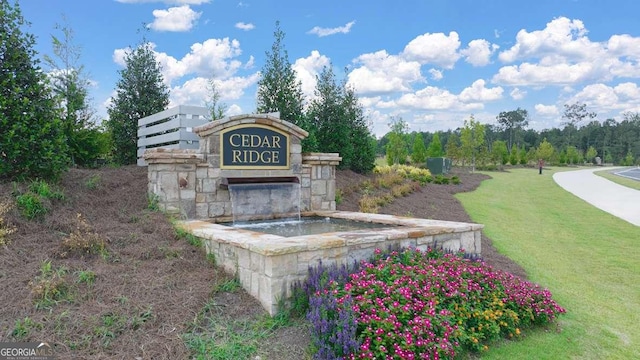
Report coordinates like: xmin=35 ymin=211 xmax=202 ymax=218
xmin=302 ymin=153 xmax=342 ymax=211
xmin=145 ymin=149 xmax=204 ymax=218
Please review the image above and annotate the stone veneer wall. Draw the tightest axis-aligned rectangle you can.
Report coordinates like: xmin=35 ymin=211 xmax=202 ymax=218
xmin=144 ymin=114 xmax=342 ymax=220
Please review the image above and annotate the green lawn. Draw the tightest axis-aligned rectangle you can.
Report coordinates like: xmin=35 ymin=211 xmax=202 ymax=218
xmin=456 ymin=167 xmax=640 ymax=360
xmin=594 ymin=168 xmax=640 ymax=191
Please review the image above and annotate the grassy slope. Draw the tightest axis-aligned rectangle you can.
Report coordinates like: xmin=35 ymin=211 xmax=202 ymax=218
xmin=456 ymin=168 xmax=640 ymax=360
xmin=594 ymin=168 xmax=640 ymax=191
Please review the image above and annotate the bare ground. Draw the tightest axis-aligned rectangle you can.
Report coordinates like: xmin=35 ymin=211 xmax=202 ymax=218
xmin=0 ymin=166 xmax=526 ymax=359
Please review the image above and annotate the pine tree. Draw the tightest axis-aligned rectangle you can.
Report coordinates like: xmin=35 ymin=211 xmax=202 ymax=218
xmin=411 ymin=133 xmax=427 ymax=164
xmin=106 ymin=35 xmax=169 ymax=165
xmin=426 ymin=132 xmax=444 ymax=158
xmin=343 ymin=83 xmax=375 ymax=173
xmin=256 ymin=22 xmax=313 ymax=150
xmin=0 ymin=0 xmax=69 ymax=180
xmin=386 ymin=116 xmax=409 ymax=165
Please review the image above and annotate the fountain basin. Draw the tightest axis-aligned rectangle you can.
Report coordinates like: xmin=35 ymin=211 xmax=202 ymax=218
xmin=177 ymin=210 xmax=483 ymax=315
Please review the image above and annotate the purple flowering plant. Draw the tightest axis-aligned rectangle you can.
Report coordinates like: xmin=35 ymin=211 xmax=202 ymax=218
xmin=293 ymin=247 xmax=566 ymax=359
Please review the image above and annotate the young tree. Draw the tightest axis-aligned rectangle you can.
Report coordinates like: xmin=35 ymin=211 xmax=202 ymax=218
xmin=44 ymin=18 xmax=108 ymax=167
xmin=536 ymin=138 xmax=555 ymax=162
xmin=496 ymin=108 xmax=529 ymax=151
xmin=426 ymin=132 xmax=444 ymax=158
xmin=460 ymin=115 xmax=485 ymax=172
xmin=106 ymin=34 xmax=169 ymax=165
xmin=509 ymin=146 xmax=519 ymax=165
xmin=411 ymin=133 xmax=427 ymax=164
xmin=519 ymin=146 xmax=528 ymax=165
xmin=585 ymin=146 xmax=598 ymax=163
xmin=206 ymin=78 xmax=228 ymax=120
xmin=386 ymin=116 xmax=409 ymax=165
xmin=0 ymin=0 xmax=69 ymax=180
xmin=256 ymin=22 xmax=313 ymax=150
xmin=445 ymin=133 xmax=460 ymax=165
xmin=491 ymin=140 xmax=508 ymax=165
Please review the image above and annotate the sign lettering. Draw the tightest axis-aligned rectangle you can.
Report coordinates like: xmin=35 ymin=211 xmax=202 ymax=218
xmin=220 ymin=125 xmax=289 ymax=169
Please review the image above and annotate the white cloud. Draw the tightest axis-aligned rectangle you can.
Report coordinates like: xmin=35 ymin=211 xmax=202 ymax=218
xmin=402 ymin=31 xmax=461 ymax=69
xmin=492 ymin=61 xmax=600 ymax=86
xmin=535 ymin=104 xmax=559 ymax=116
xmin=510 ymin=88 xmax=526 ymax=100
xmin=499 ymin=17 xmax=600 ymax=63
xmin=428 ymin=68 xmax=443 ymax=81
xmin=567 ymin=82 xmax=640 ymax=113
xmin=459 ymin=79 xmax=503 ymax=102
xmin=227 ymin=104 xmax=243 ymax=116
xmin=461 ymin=39 xmax=498 ymax=67
xmin=292 ymin=50 xmax=331 ymax=98
xmin=169 ymin=73 xmax=260 ymax=106
xmin=235 ymin=22 xmax=255 ymax=31
xmin=116 ymin=0 xmax=210 ymax=4
xmin=307 ymin=20 xmax=356 ymax=37
xmin=149 ymin=5 xmax=201 ymax=32
xmin=397 ymin=86 xmax=474 ymax=111
xmin=347 ymin=50 xmax=423 ymax=94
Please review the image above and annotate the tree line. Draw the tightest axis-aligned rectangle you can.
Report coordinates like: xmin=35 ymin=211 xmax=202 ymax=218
xmin=381 ymin=105 xmax=640 ymax=169
xmin=1 ymin=2 xmax=376 ymax=182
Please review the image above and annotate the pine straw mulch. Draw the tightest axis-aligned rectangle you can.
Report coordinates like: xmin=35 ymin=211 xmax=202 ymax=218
xmin=0 ymin=165 xmax=526 ymax=359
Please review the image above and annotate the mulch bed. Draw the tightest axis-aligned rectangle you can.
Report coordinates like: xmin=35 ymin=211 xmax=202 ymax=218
xmin=0 ymin=165 xmax=526 ymax=359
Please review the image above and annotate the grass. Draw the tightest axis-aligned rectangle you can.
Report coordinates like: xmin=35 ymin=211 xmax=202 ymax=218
xmin=456 ymin=167 xmax=640 ymax=359
xmin=594 ymin=168 xmax=640 ymax=190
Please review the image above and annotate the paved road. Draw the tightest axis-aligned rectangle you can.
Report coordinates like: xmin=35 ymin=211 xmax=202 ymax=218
xmin=553 ymin=167 xmax=640 ymax=226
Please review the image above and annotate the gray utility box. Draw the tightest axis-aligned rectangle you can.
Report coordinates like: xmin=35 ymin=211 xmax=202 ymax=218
xmin=426 ymin=157 xmax=452 ymax=175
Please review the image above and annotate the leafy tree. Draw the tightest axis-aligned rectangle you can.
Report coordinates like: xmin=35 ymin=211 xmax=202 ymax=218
xmin=0 ymin=0 xmax=69 ymax=180
xmin=491 ymin=140 xmax=508 ymax=165
xmin=496 ymin=108 xmax=528 ymax=151
xmin=519 ymin=146 xmax=528 ymax=165
xmin=460 ymin=115 xmax=485 ymax=172
xmin=106 ymin=34 xmax=169 ymax=165
xmin=536 ymin=138 xmax=555 ymax=161
xmin=509 ymin=146 xmax=519 ymax=165
xmin=426 ymin=132 xmax=444 ymax=158
xmin=445 ymin=133 xmax=460 ymax=165
xmin=43 ymin=17 xmax=107 ymax=167
xmin=206 ymin=78 xmax=227 ymax=120
xmin=386 ymin=116 xmax=409 ymax=165
xmin=565 ymin=146 xmax=580 ymax=165
xmin=585 ymin=146 xmax=597 ymax=163
xmin=562 ymin=102 xmax=596 ymax=146
xmin=256 ymin=21 xmax=314 ymax=150
xmin=411 ymin=133 xmax=427 ymax=164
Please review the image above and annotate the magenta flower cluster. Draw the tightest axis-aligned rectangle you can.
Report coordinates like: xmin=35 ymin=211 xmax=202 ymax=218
xmin=298 ymin=247 xmax=566 ymax=359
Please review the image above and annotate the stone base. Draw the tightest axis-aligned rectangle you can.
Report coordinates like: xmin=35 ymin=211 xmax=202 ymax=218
xmin=177 ymin=211 xmax=482 ymax=315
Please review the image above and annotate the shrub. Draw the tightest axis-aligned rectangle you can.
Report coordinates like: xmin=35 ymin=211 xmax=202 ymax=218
xmin=16 ymin=193 xmax=48 ymax=220
xmin=30 ymin=260 xmax=70 ymax=309
xmin=451 ymin=176 xmax=461 ymax=185
xmin=358 ymin=196 xmax=380 ymax=214
xmin=0 ymin=201 xmax=17 ymax=246
xmin=300 ymin=248 xmax=566 ymax=359
xmin=60 ymin=214 xmax=107 ymax=258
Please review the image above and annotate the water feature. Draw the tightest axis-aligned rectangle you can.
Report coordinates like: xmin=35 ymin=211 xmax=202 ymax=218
xmin=226 ymin=216 xmax=397 ymax=237
xmin=228 ymin=182 xmax=301 ymax=223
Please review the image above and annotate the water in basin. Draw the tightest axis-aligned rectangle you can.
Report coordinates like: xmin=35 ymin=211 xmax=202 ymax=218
xmin=225 ymin=216 xmax=396 ymax=237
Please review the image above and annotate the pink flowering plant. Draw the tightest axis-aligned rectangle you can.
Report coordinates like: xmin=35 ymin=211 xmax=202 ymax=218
xmin=295 ymin=247 xmax=565 ymax=359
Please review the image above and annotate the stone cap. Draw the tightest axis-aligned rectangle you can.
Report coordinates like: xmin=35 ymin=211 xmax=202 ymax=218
xmin=194 ymin=113 xmax=309 ymax=139
xmin=144 ymin=148 xmax=204 ymax=164
xmin=302 ymin=153 xmax=342 ymax=165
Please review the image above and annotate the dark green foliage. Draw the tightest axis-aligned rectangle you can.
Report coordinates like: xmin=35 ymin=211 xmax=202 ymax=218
xmin=15 ymin=179 xmax=64 ymax=220
xmin=308 ymin=66 xmax=376 ymax=173
xmin=411 ymin=133 xmax=427 ymax=164
xmin=0 ymin=0 xmax=69 ymax=181
xmin=426 ymin=132 xmax=444 ymax=158
xmin=106 ymin=34 xmax=169 ymax=165
xmin=256 ymin=22 xmax=312 ymax=150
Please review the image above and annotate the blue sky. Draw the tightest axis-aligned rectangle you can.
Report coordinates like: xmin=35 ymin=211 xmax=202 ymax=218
xmin=19 ymin=0 xmax=640 ymax=137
